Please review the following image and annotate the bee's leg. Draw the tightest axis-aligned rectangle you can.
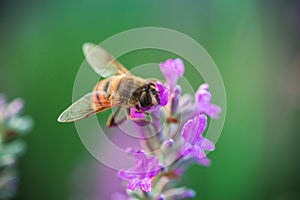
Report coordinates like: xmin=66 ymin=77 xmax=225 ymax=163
xmin=106 ymin=107 xmax=120 ymax=127
xmin=106 ymin=107 xmax=127 ymax=127
xmin=135 ymin=105 xmax=141 ymax=111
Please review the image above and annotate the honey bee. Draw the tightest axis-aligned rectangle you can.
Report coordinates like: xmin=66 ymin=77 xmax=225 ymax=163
xmin=58 ymin=43 xmax=161 ymax=126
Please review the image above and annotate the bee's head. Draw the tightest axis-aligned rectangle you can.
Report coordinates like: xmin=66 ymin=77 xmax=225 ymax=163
xmin=140 ymin=83 xmax=160 ymax=108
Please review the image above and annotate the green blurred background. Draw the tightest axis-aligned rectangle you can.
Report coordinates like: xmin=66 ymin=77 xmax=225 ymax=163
xmin=1 ymin=0 xmax=300 ymax=199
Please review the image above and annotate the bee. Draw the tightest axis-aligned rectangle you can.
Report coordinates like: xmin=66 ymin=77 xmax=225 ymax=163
xmin=57 ymin=43 xmax=161 ymax=126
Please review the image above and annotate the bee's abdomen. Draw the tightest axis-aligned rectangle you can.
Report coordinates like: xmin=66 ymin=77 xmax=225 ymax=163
xmin=93 ymin=77 xmax=115 ymax=108
xmin=94 ymin=77 xmax=113 ymax=92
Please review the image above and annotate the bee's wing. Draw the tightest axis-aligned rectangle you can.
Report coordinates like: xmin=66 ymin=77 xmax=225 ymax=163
xmin=57 ymin=91 xmax=121 ymax=122
xmin=83 ymin=43 xmax=130 ymax=77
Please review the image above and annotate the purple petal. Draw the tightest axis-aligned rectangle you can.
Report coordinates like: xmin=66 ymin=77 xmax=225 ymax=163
xmin=198 ymin=157 xmax=211 ymax=166
xmin=130 ymin=107 xmax=144 ymax=119
xmin=118 ymin=150 xmax=161 ymax=192
xmin=200 ymin=138 xmax=215 ymax=151
xmin=179 ymin=142 xmax=193 ymax=157
xmin=156 ymin=81 xmax=170 ymax=106
xmin=181 ymin=117 xmax=197 ymax=142
xmin=127 ymin=178 xmax=141 ymax=190
xmin=182 ymin=189 xmax=196 ymax=198
xmin=163 ymin=139 xmax=174 ymax=147
xmin=140 ymin=178 xmax=152 ymax=192
xmin=159 ymin=58 xmax=184 ymax=88
xmin=191 ymin=145 xmax=206 ymax=160
xmin=209 ymin=104 xmax=222 ymax=119
xmin=130 ymin=107 xmax=151 ymax=126
xmin=196 ymin=88 xmax=212 ymax=108
xmin=196 ymin=83 xmax=221 ymax=119
xmin=118 ymin=170 xmax=135 ymax=180
xmin=5 ymin=98 xmax=24 ymax=118
xmin=181 ymin=114 xmax=207 ymax=144
xmin=133 ymin=150 xmax=148 ymax=170
xmin=199 ymin=83 xmax=209 ymax=91
xmin=140 ymin=105 xmax=159 ymax=112
xmin=125 ymin=147 xmax=139 ymax=154
xmin=195 ymin=114 xmax=207 ymax=139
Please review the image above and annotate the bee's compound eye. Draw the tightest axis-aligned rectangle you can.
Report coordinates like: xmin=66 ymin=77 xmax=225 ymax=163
xmin=140 ymin=92 xmax=152 ymax=108
xmin=151 ymin=89 xmax=157 ymax=95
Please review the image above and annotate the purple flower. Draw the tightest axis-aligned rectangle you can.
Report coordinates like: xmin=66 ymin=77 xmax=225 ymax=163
xmin=118 ymin=150 xmax=162 ymax=192
xmin=64 ymin=50 xmax=223 ymax=199
xmin=195 ymin=83 xmax=221 ymax=119
xmin=130 ymin=107 xmax=145 ymax=119
xmin=0 ymin=96 xmax=24 ymax=122
xmin=129 ymin=107 xmax=150 ymax=127
xmin=160 ymin=58 xmax=184 ymax=88
xmin=156 ymin=81 xmax=170 ymax=107
xmin=181 ymin=114 xmax=215 ymax=165
xmin=0 ymin=95 xmax=33 ymax=136
xmin=5 ymin=98 xmax=24 ymax=119
xmin=0 ymin=94 xmax=33 ymax=199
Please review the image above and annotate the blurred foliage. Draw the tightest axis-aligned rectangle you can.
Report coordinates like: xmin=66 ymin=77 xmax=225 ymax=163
xmin=0 ymin=96 xmax=33 ymax=199
xmin=0 ymin=0 xmax=299 ymax=200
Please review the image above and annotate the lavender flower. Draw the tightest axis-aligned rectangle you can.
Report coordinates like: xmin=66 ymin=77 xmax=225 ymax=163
xmin=114 ymin=58 xmax=221 ymax=199
xmin=159 ymin=58 xmax=184 ymax=89
xmin=155 ymin=81 xmax=170 ymax=107
xmin=181 ymin=114 xmax=215 ymax=166
xmin=118 ymin=150 xmax=161 ymax=192
xmin=195 ymin=83 xmax=221 ymax=119
xmin=0 ymin=94 xmax=33 ymax=199
xmin=130 ymin=107 xmax=145 ymax=119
